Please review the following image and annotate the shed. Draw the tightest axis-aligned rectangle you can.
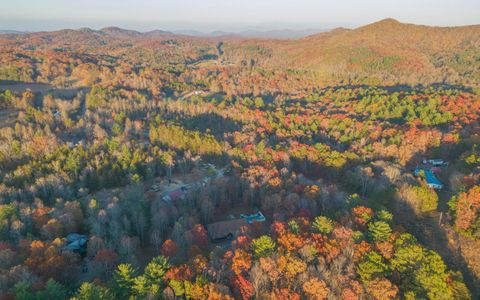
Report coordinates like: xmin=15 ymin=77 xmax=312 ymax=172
xmin=240 ymin=211 xmax=266 ymax=224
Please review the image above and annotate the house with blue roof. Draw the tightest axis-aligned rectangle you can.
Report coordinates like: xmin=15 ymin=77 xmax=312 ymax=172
xmin=414 ymin=168 xmax=443 ymax=190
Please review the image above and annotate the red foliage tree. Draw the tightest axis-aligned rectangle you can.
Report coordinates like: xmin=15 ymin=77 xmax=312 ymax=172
xmin=164 ymin=264 xmax=194 ymax=281
xmin=233 ymin=235 xmax=251 ymax=250
xmin=161 ymin=239 xmax=178 ymax=258
xmin=271 ymin=288 xmax=301 ymax=300
xmin=270 ymin=221 xmax=287 ymax=239
xmin=352 ymin=206 xmax=374 ymax=226
xmin=229 ymin=274 xmax=254 ymax=300
xmin=191 ymin=224 xmax=209 ymax=250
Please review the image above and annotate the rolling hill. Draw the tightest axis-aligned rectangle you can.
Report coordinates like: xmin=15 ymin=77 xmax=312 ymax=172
xmin=0 ymin=19 xmax=479 ymax=86
xmin=221 ymin=19 xmax=480 ymax=85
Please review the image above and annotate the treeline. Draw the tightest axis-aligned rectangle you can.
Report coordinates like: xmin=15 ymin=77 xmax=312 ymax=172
xmin=25 ymin=206 xmax=468 ymax=299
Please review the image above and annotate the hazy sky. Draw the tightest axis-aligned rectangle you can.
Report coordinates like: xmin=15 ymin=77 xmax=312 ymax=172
xmin=1 ymin=0 xmax=479 ymax=32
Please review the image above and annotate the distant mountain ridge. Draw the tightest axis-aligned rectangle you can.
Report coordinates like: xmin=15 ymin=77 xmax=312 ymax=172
xmin=0 ymin=27 xmax=325 ymax=40
xmin=1 ymin=19 xmax=478 ymax=85
xmin=99 ymin=27 xmax=174 ymax=38
xmin=172 ymin=28 xmax=326 ymax=39
xmin=2 ymin=19 xmax=478 ymax=41
xmin=0 ymin=30 xmax=26 ymax=34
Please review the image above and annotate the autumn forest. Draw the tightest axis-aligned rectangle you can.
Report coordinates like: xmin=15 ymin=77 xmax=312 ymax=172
xmin=0 ymin=18 xmax=479 ymax=299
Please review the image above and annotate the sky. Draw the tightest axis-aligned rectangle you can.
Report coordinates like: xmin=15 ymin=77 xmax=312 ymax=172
xmin=0 ymin=0 xmax=479 ymax=32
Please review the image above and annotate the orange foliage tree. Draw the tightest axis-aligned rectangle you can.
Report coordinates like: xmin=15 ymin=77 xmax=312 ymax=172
xmin=366 ymin=278 xmax=399 ymax=300
xmin=453 ymin=186 xmax=480 ymax=232
xmin=232 ymin=249 xmax=252 ymax=275
xmin=302 ymin=278 xmax=330 ymax=299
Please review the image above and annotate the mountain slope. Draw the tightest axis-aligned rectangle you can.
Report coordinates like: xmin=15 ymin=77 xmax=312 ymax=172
xmin=221 ymin=19 xmax=480 ymax=85
xmin=0 ymin=19 xmax=478 ymax=85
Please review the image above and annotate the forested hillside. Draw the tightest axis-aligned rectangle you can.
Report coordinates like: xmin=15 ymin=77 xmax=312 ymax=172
xmin=222 ymin=19 xmax=480 ymax=86
xmin=0 ymin=19 xmax=479 ymax=299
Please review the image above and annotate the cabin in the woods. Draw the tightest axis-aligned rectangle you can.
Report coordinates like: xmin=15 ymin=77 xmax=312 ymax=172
xmin=162 ymin=186 xmax=188 ymax=203
xmin=207 ymin=219 xmax=249 ymax=241
xmin=207 ymin=211 xmax=267 ymax=241
xmin=63 ymin=233 xmax=88 ymax=253
xmin=414 ymin=168 xmax=444 ymax=190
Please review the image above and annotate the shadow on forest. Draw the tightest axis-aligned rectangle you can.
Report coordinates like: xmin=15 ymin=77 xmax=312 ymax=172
xmin=0 ymin=80 xmax=90 ymax=99
xmin=309 ymin=83 xmax=475 ymax=94
xmin=166 ymin=111 xmax=242 ymax=138
xmin=393 ymin=201 xmax=480 ymax=297
xmin=0 ymin=80 xmax=52 ymax=93
xmin=387 ymin=140 xmax=479 ymax=296
xmin=335 ymin=137 xmax=479 ymax=295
